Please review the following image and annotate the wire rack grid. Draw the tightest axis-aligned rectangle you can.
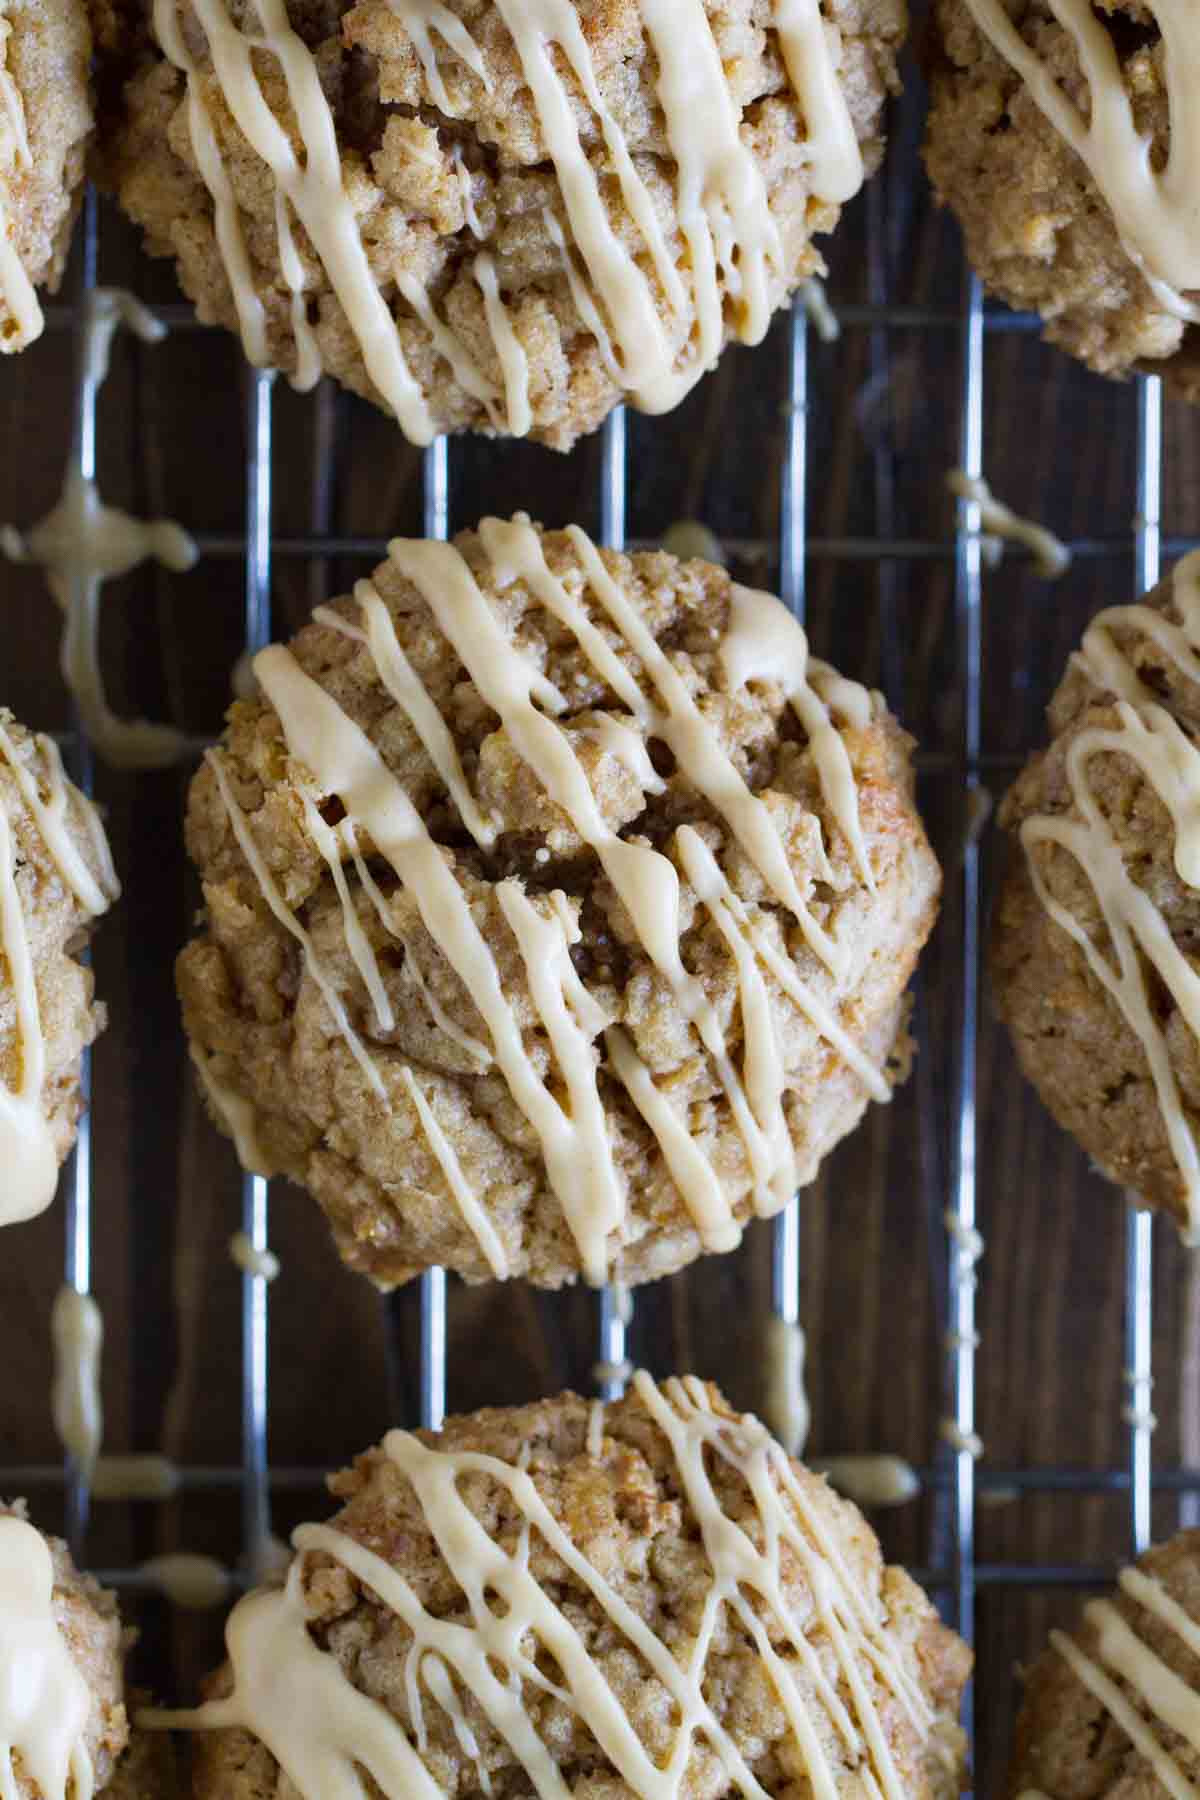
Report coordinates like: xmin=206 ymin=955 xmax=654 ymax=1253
xmin=10 ymin=29 xmax=1200 ymax=1789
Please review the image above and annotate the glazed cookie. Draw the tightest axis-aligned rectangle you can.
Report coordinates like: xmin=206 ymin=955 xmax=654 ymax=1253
xmin=0 ymin=0 xmax=93 ymax=352
xmin=151 ymin=1375 xmax=971 ymax=1799
xmin=106 ymin=0 xmax=904 ymax=449
xmin=178 ymin=517 xmax=940 ymax=1288
xmin=0 ymin=709 xmax=120 ymax=1225
xmin=0 ymin=1502 xmax=130 ymax=1798
xmin=925 ymin=2 xmax=1200 ymax=398
xmin=1006 ymin=1529 xmax=1200 ymax=1798
xmin=992 ymin=551 xmax=1200 ymax=1236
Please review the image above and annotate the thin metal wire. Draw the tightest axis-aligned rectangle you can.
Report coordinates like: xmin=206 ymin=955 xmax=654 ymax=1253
xmin=947 ymin=272 xmax=984 ymax=1707
xmin=420 ymin=434 xmax=450 ymax=1433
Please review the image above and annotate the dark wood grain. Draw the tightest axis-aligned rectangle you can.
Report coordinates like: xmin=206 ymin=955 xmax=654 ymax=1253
xmin=1 ymin=30 xmax=1198 ymax=1795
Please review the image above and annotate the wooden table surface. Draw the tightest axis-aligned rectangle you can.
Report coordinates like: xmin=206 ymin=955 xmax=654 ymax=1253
xmin=3 ymin=30 xmax=1200 ymax=1795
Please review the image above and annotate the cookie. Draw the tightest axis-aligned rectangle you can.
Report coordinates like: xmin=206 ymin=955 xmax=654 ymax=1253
xmin=1006 ymin=1528 xmax=1200 ymax=1798
xmin=178 ymin=516 xmax=940 ymax=1288
xmin=0 ymin=1502 xmax=130 ymax=1798
xmin=0 ymin=0 xmax=93 ymax=352
xmin=924 ymin=2 xmax=1200 ymax=399
xmin=0 ymin=709 xmax=120 ymax=1226
xmin=992 ymin=551 xmax=1200 ymax=1235
xmin=155 ymin=1376 xmax=971 ymax=1799
xmin=106 ymin=0 xmax=904 ymax=448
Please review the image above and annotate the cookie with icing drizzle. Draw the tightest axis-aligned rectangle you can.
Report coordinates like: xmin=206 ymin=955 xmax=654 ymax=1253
xmin=1005 ymin=1528 xmax=1200 ymax=1799
xmin=925 ymin=2 xmax=1200 ymax=398
xmin=993 ymin=551 xmax=1200 ymax=1237
xmin=147 ymin=1375 xmax=971 ymax=1800
xmin=103 ymin=0 xmax=904 ymax=447
xmin=0 ymin=0 xmax=93 ymax=352
xmin=0 ymin=707 xmax=120 ymax=1228
xmin=178 ymin=517 xmax=940 ymax=1288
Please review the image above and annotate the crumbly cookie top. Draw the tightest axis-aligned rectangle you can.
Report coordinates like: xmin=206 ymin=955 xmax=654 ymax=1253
xmin=160 ymin=1377 xmax=970 ymax=1799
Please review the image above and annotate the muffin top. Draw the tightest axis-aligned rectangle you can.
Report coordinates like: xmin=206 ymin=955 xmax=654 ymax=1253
xmin=0 ymin=1503 xmax=130 ymax=1800
xmin=162 ymin=1376 xmax=970 ymax=1800
xmin=994 ymin=551 xmax=1200 ymax=1232
xmin=926 ymin=1 xmax=1200 ymax=395
xmin=1007 ymin=1528 xmax=1200 ymax=1799
xmin=0 ymin=0 xmax=93 ymax=351
xmin=179 ymin=516 xmax=939 ymax=1288
xmin=0 ymin=709 xmax=120 ymax=1226
xmin=108 ymin=0 xmax=903 ymax=446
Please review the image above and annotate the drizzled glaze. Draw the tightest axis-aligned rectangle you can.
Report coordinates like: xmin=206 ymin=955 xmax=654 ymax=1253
xmin=0 ymin=0 xmax=40 ymax=351
xmin=51 ymin=1286 xmax=103 ymax=1474
xmin=213 ymin=518 xmax=885 ymax=1282
xmin=0 ymin=1517 xmax=94 ymax=1800
xmin=1046 ymin=1560 xmax=1200 ymax=1799
xmin=0 ymin=719 xmax=118 ymax=1225
xmin=763 ymin=1315 xmax=809 ymax=1455
xmin=962 ymin=1 xmax=1200 ymax=320
xmin=1019 ymin=549 xmax=1200 ymax=1238
xmin=946 ymin=470 xmax=1070 ymax=580
xmin=146 ymin=1374 xmax=938 ymax=1799
xmin=1 ymin=290 xmax=198 ymax=766
xmin=151 ymin=0 xmax=863 ymax=438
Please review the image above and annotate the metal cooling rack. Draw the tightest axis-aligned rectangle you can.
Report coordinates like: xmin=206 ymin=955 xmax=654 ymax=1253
xmin=11 ymin=49 xmax=1200 ymax=1782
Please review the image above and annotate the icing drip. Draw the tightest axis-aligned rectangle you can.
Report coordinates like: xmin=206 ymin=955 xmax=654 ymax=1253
xmin=0 ymin=0 xmax=40 ymax=352
xmin=0 ymin=1517 xmax=94 ymax=1800
xmin=1047 ymin=1561 xmax=1200 ymax=1800
xmin=50 ymin=1286 xmax=103 ymax=1474
xmin=799 ymin=276 xmax=840 ymax=342
xmin=1019 ymin=550 xmax=1200 ymax=1237
xmin=947 ymin=470 xmax=1070 ymax=580
xmin=139 ymin=1553 xmax=231 ymax=1610
xmin=762 ymin=1315 xmax=809 ymax=1455
xmin=90 ymin=1454 xmax=180 ymax=1500
xmin=1 ymin=290 xmax=198 ymax=766
xmin=150 ymin=0 xmax=861 ymax=434
xmin=0 ymin=721 xmax=117 ymax=1225
xmin=817 ymin=1456 xmax=920 ymax=1509
xmin=661 ymin=520 xmax=727 ymax=567
xmin=230 ymin=1230 xmax=281 ymax=1281
xmin=961 ymin=0 xmax=1200 ymax=319
xmin=192 ymin=1045 xmax=275 ymax=1176
xmin=145 ymin=1374 xmax=935 ymax=1800
xmin=232 ymin=519 xmax=880 ymax=1281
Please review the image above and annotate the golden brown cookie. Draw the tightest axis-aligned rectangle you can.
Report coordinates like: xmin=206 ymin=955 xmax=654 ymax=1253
xmin=105 ymin=0 xmax=905 ymax=448
xmin=0 ymin=709 xmax=120 ymax=1224
xmin=1006 ymin=1529 xmax=1200 ymax=1799
xmin=0 ymin=1501 xmax=131 ymax=1797
xmin=0 ymin=0 xmax=93 ymax=352
xmin=924 ymin=2 xmax=1200 ymax=400
xmin=992 ymin=554 xmax=1200 ymax=1234
xmin=178 ymin=517 xmax=940 ymax=1288
xmin=161 ymin=1377 xmax=971 ymax=1799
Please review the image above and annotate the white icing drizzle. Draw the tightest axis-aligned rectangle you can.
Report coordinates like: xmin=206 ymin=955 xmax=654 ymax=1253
xmin=762 ymin=1315 xmax=809 ymax=1455
xmin=139 ymin=1552 xmax=231 ymax=1610
xmin=947 ymin=470 xmax=1070 ymax=580
xmin=961 ymin=0 xmax=1200 ymax=320
xmin=220 ymin=521 xmax=884 ymax=1280
xmin=817 ymin=1456 xmax=920 ymax=1509
xmin=145 ymin=1374 xmax=936 ymax=1800
xmin=0 ymin=721 xmax=117 ymax=1225
xmin=938 ymin=1422 xmax=983 ymax=1460
xmin=586 ymin=1399 xmax=605 ymax=1458
xmin=193 ymin=1046 xmax=275 ymax=1176
xmin=0 ymin=1517 xmax=94 ymax=1800
xmin=0 ymin=0 xmax=40 ymax=353
xmin=1020 ymin=550 xmax=1200 ymax=1238
xmin=1 ymin=290 xmax=198 ymax=766
xmin=150 ymin=0 xmax=862 ymax=435
xmin=661 ymin=520 xmax=727 ymax=567
xmin=229 ymin=1231 xmax=281 ymax=1282
xmin=90 ymin=1454 xmax=180 ymax=1500
xmin=799 ymin=276 xmax=840 ymax=343
xmin=1046 ymin=1560 xmax=1200 ymax=1800
xmin=50 ymin=1286 xmax=103 ymax=1474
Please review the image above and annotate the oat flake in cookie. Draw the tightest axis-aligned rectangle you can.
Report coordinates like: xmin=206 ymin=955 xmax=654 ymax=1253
xmin=925 ymin=3 xmax=1200 ymax=398
xmin=147 ymin=1376 xmax=971 ymax=1799
xmin=106 ymin=0 xmax=904 ymax=448
xmin=1006 ymin=1528 xmax=1200 ymax=1799
xmin=178 ymin=517 xmax=941 ymax=1289
xmin=992 ymin=551 xmax=1200 ymax=1237
xmin=0 ymin=0 xmax=92 ymax=351
xmin=0 ymin=708 xmax=120 ymax=1225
